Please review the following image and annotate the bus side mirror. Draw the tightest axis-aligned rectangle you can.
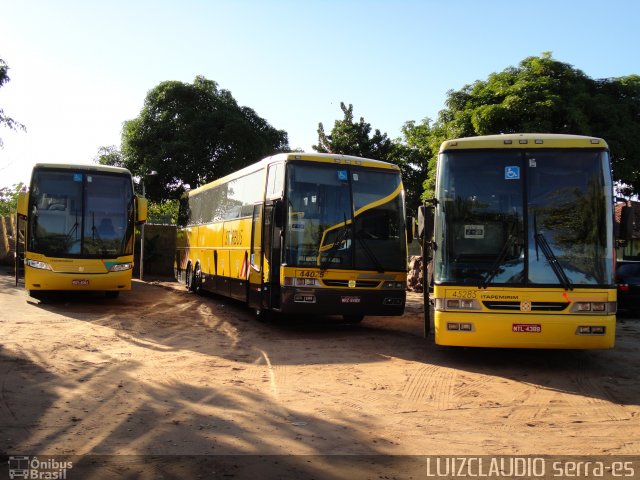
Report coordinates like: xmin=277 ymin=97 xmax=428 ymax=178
xmin=406 ymin=216 xmax=414 ymax=243
xmin=273 ymin=199 xmax=283 ymax=229
xmin=418 ymin=205 xmax=435 ymax=241
xmin=619 ymin=205 xmax=634 ymax=241
xmin=136 ymin=196 xmax=148 ymax=224
xmin=17 ymin=192 xmax=28 ymax=217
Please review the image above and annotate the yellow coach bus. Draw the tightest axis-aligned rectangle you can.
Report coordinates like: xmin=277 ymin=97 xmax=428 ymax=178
xmin=16 ymin=163 xmax=147 ymax=298
xmin=175 ymin=152 xmax=410 ymax=321
xmin=420 ymin=134 xmax=619 ymax=348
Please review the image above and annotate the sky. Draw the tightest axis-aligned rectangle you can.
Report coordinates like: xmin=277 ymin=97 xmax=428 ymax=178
xmin=1 ymin=0 xmax=639 ymax=188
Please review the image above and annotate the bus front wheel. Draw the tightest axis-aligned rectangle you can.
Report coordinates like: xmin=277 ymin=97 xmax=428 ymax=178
xmin=185 ymin=263 xmax=193 ymax=290
xmin=190 ymin=263 xmax=202 ymax=294
xmin=255 ymin=308 xmax=272 ymax=322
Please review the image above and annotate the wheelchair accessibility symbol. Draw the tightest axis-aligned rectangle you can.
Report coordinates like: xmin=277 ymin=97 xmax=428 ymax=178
xmin=505 ymin=166 xmax=520 ymax=180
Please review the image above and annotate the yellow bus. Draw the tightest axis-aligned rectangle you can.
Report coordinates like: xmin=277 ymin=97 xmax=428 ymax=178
xmin=420 ymin=133 xmax=619 ymax=348
xmin=16 ymin=163 xmax=147 ymax=298
xmin=175 ymin=152 xmax=410 ymax=321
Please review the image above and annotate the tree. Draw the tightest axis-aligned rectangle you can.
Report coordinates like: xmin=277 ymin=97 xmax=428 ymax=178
xmin=121 ymin=76 xmax=289 ymax=202
xmin=588 ymin=75 xmax=640 ymax=195
xmin=314 ymin=102 xmax=394 ymax=159
xmin=391 ymin=118 xmax=441 ymax=212
xmin=440 ymin=53 xmax=596 ymax=137
xmin=314 ymin=102 xmax=434 ymax=215
xmin=0 ymin=58 xmax=26 ymax=148
xmin=419 ymin=53 xmax=640 ymax=197
xmin=94 ymin=145 xmax=125 ymax=167
xmin=147 ymin=199 xmax=179 ymax=225
xmin=0 ymin=183 xmax=25 ymax=216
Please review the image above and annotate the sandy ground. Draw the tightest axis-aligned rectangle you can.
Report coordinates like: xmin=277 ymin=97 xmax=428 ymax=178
xmin=1 ymin=270 xmax=639 ymax=478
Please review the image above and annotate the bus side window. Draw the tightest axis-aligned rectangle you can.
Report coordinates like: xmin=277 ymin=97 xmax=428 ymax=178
xmin=266 ymin=163 xmax=284 ymax=199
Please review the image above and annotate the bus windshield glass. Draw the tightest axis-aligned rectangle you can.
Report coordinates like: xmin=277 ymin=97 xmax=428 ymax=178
xmin=28 ymin=170 xmax=134 ymax=257
xmin=284 ymin=163 xmax=406 ymax=271
xmin=434 ymin=149 xmax=613 ymax=287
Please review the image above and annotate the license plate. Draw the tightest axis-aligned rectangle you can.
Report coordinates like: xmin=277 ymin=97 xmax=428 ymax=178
xmin=72 ymin=279 xmax=90 ymax=286
xmin=512 ymin=324 xmax=541 ymax=333
xmin=341 ymin=296 xmax=361 ymax=304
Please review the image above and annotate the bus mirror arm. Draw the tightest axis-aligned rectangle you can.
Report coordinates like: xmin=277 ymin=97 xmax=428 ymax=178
xmin=272 ymin=199 xmax=284 ymax=229
xmin=619 ymin=205 xmax=634 ymax=241
xmin=417 ymin=204 xmax=435 ymax=241
xmin=406 ymin=216 xmax=414 ymax=243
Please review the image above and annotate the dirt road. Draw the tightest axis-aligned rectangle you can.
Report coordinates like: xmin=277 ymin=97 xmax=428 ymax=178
xmin=1 ymin=271 xmax=639 ymax=477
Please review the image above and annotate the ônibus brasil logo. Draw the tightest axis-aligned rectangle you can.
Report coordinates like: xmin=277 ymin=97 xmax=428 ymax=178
xmin=8 ymin=456 xmax=73 ymax=479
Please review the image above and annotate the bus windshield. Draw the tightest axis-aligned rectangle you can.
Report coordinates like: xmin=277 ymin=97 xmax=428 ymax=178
xmin=28 ymin=169 xmax=134 ymax=258
xmin=284 ymin=163 xmax=406 ymax=271
xmin=434 ymin=149 xmax=614 ymax=287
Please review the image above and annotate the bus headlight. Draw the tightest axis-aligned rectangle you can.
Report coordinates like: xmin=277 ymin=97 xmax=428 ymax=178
xmin=383 ymin=281 xmax=406 ymax=289
xmin=26 ymin=259 xmax=52 ymax=270
xmin=570 ymin=302 xmax=616 ymax=314
xmin=109 ymin=263 xmax=133 ymax=272
xmin=435 ymin=298 xmax=482 ymax=311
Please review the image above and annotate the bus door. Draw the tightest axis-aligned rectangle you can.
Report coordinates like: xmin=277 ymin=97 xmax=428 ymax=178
xmin=248 ymin=203 xmax=263 ymax=309
xmin=15 ymin=192 xmax=28 ymax=286
xmin=263 ymin=201 xmax=282 ymax=310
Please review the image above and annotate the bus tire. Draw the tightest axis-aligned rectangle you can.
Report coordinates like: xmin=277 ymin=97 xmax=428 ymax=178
xmin=343 ymin=314 xmax=364 ymax=324
xmin=192 ymin=263 xmax=202 ymax=294
xmin=255 ymin=308 xmax=272 ymax=322
xmin=28 ymin=290 xmax=43 ymax=300
xmin=185 ymin=263 xmax=193 ymax=290
xmin=105 ymin=291 xmax=120 ymax=299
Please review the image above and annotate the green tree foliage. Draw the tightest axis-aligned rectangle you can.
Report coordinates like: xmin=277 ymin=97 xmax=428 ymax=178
xmin=407 ymin=53 xmax=640 ymax=198
xmin=0 ymin=58 xmax=26 ymax=148
xmin=314 ymin=102 xmax=394 ymax=159
xmin=147 ymin=199 xmax=179 ymax=225
xmin=0 ymin=183 xmax=25 ymax=216
xmin=314 ymin=102 xmax=426 ymax=214
xmin=121 ymin=76 xmax=289 ymax=202
xmin=392 ymin=118 xmax=441 ymax=211
xmin=588 ymin=75 xmax=640 ymax=195
xmin=94 ymin=145 xmax=125 ymax=167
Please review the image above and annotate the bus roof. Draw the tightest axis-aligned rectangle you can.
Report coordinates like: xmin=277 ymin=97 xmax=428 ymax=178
xmin=439 ymin=133 xmax=608 ymax=152
xmin=188 ymin=152 xmax=400 ymax=196
xmin=265 ymin=152 xmax=399 ymax=170
xmin=33 ymin=163 xmax=133 ymax=176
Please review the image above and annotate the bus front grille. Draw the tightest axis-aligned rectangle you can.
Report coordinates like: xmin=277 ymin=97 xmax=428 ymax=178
xmin=322 ymin=280 xmax=381 ymax=288
xmin=482 ymin=301 xmax=569 ymax=312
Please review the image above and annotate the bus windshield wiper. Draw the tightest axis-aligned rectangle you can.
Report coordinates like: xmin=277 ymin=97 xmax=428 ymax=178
xmin=356 ymin=230 xmax=384 ymax=273
xmin=532 ymin=210 xmax=572 ymax=290
xmin=534 ymin=232 xmax=573 ymax=291
xmin=320 ymin=213 xmax=349 ymax=271
xmin=479 ymin=233 xmax=517 ymax=289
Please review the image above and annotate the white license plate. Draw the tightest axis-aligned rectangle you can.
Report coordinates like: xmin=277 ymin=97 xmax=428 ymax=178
xmin=72 ymin=279 xmax=90 ymax=286
xmin=512 ymin=324 xmax=541 ymax=333
xmin=341 ymin=296 xmax=361 ymax=304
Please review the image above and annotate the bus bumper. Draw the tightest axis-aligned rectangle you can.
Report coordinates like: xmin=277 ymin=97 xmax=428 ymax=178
xmin=280 ymin=287 xmax=405 ymax=317
xmin=25 ymin=266 xmax=132 ymax=292
xmin=434 ymin=312 xmax=616 ymax=349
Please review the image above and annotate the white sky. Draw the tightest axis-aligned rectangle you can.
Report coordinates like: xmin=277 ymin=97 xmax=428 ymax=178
xmin=1 ymin=0 xmax=639 ymax=188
